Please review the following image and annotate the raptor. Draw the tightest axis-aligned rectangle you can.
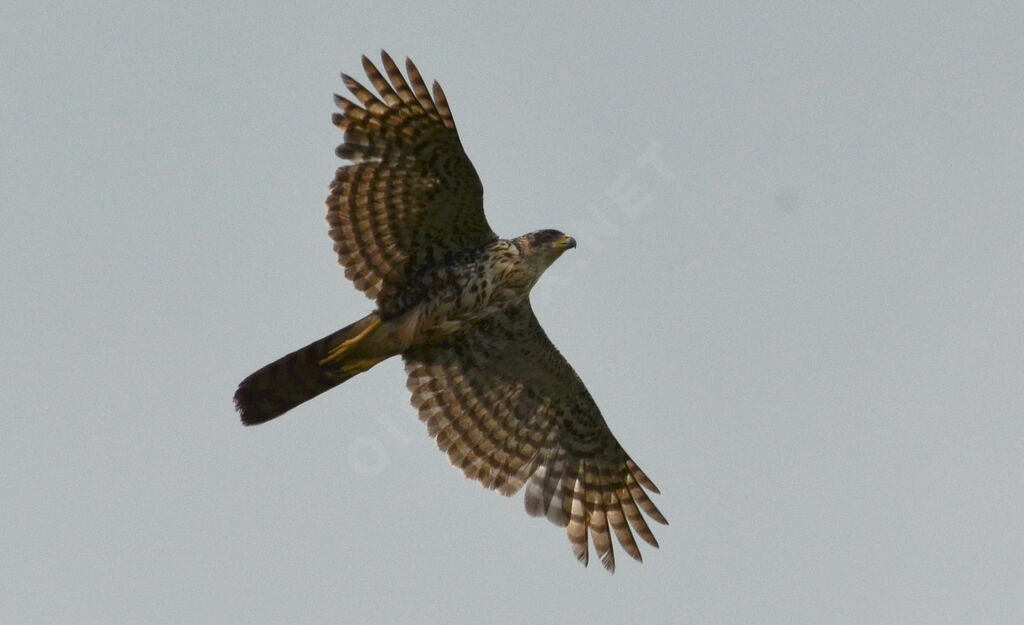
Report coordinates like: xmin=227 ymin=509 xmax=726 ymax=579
xmin=234 ymin=52 xmax=666 ymax=571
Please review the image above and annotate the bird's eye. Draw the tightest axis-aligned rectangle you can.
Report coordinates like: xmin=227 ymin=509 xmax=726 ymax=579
xmin=534 ymin=229 xmax=563 ymax=244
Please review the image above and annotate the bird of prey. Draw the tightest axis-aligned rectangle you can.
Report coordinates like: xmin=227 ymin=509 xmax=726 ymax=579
xmin=234 ymin=52 xmax=666 ymax=571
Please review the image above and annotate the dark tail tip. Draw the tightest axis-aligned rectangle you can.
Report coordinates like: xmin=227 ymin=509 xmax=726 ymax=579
xmin=233 ymin=315 xmax=382 ymax=427
xmin=233 ymin=384 xmax=280 ymax=426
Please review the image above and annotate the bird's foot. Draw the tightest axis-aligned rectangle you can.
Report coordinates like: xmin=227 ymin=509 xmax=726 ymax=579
xmin=318 ymin=316 xmax=382 ymax=366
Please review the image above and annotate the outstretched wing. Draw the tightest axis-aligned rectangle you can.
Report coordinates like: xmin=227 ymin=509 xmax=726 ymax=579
xmin=327 ymin=52 xmax=497 ymax=308
xmin=402 ymin=301 xmax=667 ymax=571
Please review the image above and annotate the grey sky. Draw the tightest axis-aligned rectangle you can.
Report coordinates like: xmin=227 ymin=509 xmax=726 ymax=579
xmin=3 ymin=2 xmax=1022 ymax=623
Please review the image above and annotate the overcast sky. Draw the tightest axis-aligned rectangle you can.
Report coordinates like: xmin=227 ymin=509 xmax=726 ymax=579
xmin=3 ymin=2 xmax=1022 ymax=624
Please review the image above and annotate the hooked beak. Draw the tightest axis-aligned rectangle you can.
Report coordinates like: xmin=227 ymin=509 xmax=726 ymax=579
xmin=554 ymin=234 xmax=577 ymax=250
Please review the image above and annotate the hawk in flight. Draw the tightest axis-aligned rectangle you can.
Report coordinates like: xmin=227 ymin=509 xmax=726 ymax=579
xmin=235 ymin=52 xmax=666 ymax=571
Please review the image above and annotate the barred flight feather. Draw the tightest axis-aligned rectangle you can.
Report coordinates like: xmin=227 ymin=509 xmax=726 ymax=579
xmin=403 ymin=301 xmax=666 ymax=571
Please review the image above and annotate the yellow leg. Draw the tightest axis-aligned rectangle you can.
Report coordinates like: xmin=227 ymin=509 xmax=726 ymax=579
xmin=318 ymin=316 xmax=383 ymax=366
xmin=339 ymin=358 xmax=381 ymax=377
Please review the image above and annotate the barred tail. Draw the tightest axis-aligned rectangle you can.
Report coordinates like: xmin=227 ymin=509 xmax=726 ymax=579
xmin=234 ymin=313 xmax=383 ymax=425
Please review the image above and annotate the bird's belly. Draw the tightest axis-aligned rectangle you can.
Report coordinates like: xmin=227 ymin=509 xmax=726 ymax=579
xmin=409 ymin=286 xmax=520 ymax=344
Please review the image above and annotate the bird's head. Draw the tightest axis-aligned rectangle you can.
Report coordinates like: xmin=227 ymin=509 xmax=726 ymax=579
xmin=514 ymin=229 xmax=577 ymax=265
xmin=502 ymin=230 xmax=576 ymax=294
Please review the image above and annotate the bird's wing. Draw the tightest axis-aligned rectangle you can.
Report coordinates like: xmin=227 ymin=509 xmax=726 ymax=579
xmin=402 ymin=301 xmax=667 ymax=571
xmin=327 ymin=51 xmax=497 ymax=308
